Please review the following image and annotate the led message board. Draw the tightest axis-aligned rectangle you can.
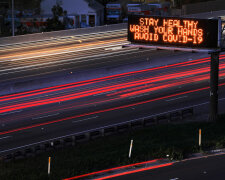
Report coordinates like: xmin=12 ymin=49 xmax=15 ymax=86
xmin=128 ymin=15 xmax=221 ymax=49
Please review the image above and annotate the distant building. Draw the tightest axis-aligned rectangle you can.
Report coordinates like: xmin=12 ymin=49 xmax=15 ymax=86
xmin=106 ymin=1 xmax=126 ymax=24
xmin=106 ymin=0 xmax=171 ymax=24
xmin=40 ymin=0 xmax=104 ymax=27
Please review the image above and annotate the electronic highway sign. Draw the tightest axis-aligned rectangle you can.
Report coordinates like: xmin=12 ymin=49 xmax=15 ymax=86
xmin=128 ymin=15 xmax=221 ymax=49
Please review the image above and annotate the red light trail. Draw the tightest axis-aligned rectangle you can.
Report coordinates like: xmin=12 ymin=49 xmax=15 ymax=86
xmin=63 ymin=159 xmax=160 ymax=180
xmin=63 ymin=159 xmax=174 ymax=180
xmin=1 ymin=83 xmax=224 ymax=136
xmin=0 ymin=60 xmax=225 ymax=114
xmin=0 ymin=55 xmax=215 ymax=102
xmin=93 ymin=163 xmax=174 ymax=180
xmin=1 ymin=55 xmax=225 ymax=135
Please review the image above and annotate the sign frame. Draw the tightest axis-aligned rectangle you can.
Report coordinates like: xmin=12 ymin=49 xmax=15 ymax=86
xmin=128 ymin=15 xmax=222 ymax=50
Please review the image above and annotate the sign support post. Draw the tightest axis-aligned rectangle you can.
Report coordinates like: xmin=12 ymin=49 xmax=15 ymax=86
xmin=209 ymin=51 xmax=220 ymax=121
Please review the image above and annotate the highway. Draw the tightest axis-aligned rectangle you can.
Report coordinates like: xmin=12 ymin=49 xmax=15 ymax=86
xmin=0 ymin=52 xmax=225 ymax=154
xmin=0 ymin=26 xmax=209 ymax=85
xmin=0 ymin=26 xmax=225 ymax=156
xmin=0 ymin=29 xmax=129 ymax=83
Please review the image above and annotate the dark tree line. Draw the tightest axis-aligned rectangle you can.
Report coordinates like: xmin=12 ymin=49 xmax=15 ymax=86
xmin=45 ymin=4 xmax=66 ymax=31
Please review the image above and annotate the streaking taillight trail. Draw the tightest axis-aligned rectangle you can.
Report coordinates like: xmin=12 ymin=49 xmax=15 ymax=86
xmin=1 ymin=55 xmax=225 ymax=135
xmin=0 ymin=55 xmax=215 ymax=102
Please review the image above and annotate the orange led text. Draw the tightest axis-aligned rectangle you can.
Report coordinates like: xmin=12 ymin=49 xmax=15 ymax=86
xmin=129 ymin=18 xmax=204 ymax=45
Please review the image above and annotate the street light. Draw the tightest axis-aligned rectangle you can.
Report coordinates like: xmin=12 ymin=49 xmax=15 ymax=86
xmin=12 ymin=0 xmax=15 ymax=36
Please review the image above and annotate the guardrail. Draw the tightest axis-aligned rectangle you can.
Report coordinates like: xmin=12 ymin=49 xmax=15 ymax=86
xmin=0 ymin=107 xmax=194 ymax=162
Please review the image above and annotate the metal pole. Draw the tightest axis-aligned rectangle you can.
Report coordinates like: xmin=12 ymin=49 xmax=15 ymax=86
xmin=12 ymin=0 xmax=15 ymax=36
xmin=209 ymin=51 xmax=220 ymax=121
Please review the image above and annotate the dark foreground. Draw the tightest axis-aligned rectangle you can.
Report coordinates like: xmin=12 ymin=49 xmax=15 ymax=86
xmin=113 ymin=153 xmax=225 ymax=180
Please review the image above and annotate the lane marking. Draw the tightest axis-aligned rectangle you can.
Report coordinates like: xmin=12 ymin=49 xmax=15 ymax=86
xmin=0 ymin=110 xmax=22 ymax=116
xmin=105 ymin=46 xmax=123 ymax=51
xmin=0 ymin=136 xmax=11 ymax=140
xmin=175 ymin=75 xmax=194 ymax=79
xmin=128 ymin=93 xmax=149 ymax=99
xmin=93 ymin=91 xmax=111 ymax=96
xmin=32 ymin=113 xmax=59 ymax=120
xmin=166 ymin=96 xmax=188 ymax=102
xmin=72 ymin=116 xmax=98 ymax=123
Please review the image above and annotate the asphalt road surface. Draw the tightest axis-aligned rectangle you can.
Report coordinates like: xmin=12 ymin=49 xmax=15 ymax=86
xmin=1 ymin=53 xmax=225 ymax=154
xmin=111 ymin=154 xmax=225 ymax=180
xmin=0 ymin=29 xmax=128 ymax=83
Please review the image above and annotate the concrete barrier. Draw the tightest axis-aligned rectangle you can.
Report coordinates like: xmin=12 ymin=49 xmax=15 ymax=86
xmin=182 ymin=108 xmax=194 ymax=119
xmin=157 ymin=114 xmax=170 ymax=124
xmin=53 ymin=140 xmax=64 ymax=149
xmin=131 ymin=120 xmax=143 ymax=129
xmin=34 ymin=145 xmax=44 ymax=155
xmin=24 ymin=148 xmax=35 ymax=158
xmin=90 ymin=130 xmax=102 ymax=140
xmin=144 ymin=117 xmax=156 ymax=126
xmin=170 ymin=111 xmax=182 ymax=122
xmin=13 ymin=151 xmax=24 ymax=160
xmin=117 ymin=123 xmax=129 ymax=132
xmin=44 ymin=143 xmax=53 ymax=151
xmin=104 ymin=127 xmax=116 ymax=136
xmin=63 ymin=137 xmax=74 ymax=147
xmin=75 ymin=134 xmax=88 ymax=143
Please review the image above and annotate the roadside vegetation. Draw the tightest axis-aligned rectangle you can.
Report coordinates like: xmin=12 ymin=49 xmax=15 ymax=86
xmin=1 ymin=115 xmax=225 ymax=180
